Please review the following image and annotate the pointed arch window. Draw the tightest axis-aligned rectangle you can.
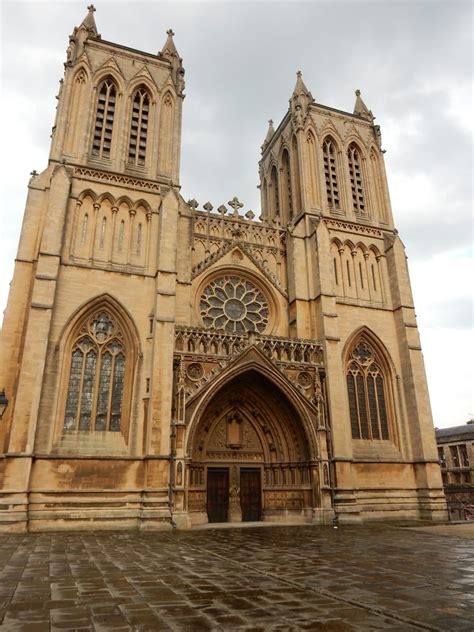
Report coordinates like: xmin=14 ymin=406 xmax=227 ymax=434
xmin=346 ymin=339 xmax=391 ymax=440
xmin=92 ymin=78 xmax=117 ymax=159
xmin=348 ymin=143 xmax=366 ymax=214
xmin=281 ymin=149 xmax=293 ymax=221
xmin=63 ymin=308 xmax=133 ymax=433
xmin=323 ymin=137 xmax=340 ymax=210
xmin=128 ymin=87 xmax=150 ymax=166
xmin=270 ymin=165 xmax=280 ymax=218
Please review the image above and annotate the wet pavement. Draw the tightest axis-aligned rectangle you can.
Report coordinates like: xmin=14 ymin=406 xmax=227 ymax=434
xmin=0 ymin=523 xmax=473 ymax=631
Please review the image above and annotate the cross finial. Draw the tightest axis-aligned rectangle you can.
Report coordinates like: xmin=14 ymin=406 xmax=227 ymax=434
xmin=355 ymin=89 xmax=361 ymax=96
xmin=87 ymin=4 xmax=96 ymax=13
xmin=268 ymin=119 xmax=273 ymax=126
xmin=228 ymin=197 xmax=243 ymax=215
xmin=30 ymin=170 xmax=38 ymax=178
xmin=188 ymin=198 xmax=199 ymax=211
xmin=296 ymin=70 xmax=302 ymax=78
xmin=167 ymin=28 xmax=175 ymax=37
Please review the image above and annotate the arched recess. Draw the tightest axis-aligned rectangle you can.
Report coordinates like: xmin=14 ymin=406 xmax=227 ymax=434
xmin=157 ymin=90 xmax=175 ymax=175
xmin=306 ymin=129 xmax=319 ymax=207
xmin=270 ymin=163 xmax=280 ymax=219
xmin=55 ymin=294 xmax=140 ymax=443
xmin=280 ymin=148 xmax=293 ymax=223
xmin=185 ymin=363 xmax=319 ymax=521
xmin=291 ymin=135 xmax=302 ymax=213
xmin=343 ymin=327 xmax=398 ymax=445
xmin=65 ymin=66 xmax=90 ymax=155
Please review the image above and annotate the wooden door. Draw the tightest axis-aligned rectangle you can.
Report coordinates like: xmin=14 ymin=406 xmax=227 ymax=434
xmin=240 ymin=468 xmax=261 ymax=522
xmin=207 ymin=468 xmax=229 ymax=523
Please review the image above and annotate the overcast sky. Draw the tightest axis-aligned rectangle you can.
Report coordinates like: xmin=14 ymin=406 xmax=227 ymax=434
xmin=0 ymin=0 xmax=472 ymax=428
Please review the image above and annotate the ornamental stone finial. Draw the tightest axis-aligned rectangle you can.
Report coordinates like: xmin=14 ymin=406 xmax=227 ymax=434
xmin=355 ymin=89 xmax=361 ymax=96
xmin=167 ymin=28 xmax=175 ymax=37
xmin=228 ymin=197 xmax=243 ymax=216
xmin=188 ymin=199 xmax=199 ymax=211
xmin=87 ymin=4 xmax=96 ymax=13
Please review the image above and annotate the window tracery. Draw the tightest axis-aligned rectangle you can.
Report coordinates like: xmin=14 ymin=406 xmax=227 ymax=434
xmin=92 ymin=78 xmax=117 ymax=159
xmin=200 ymin=276 xmax=269 ymax=334
xmin=128 ymin=88 xmax=150 ymax=166
xmin=346 ymin=339 xmax=391 ymax=440
xmin=63 ymin=309 xmax=127 ymax=433
xmin=348 ymin=143 xmax=366 ymax=214
xmin=323 ymin=137 xmax=340 ymax=210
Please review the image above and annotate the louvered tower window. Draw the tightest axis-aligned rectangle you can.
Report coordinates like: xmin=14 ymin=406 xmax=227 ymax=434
xmin=128 ymin=88 xmax=150 ymax=166
xmin=346 ymin=340 xmax=391 ymax=440
xmin=348 ymin=143 xmax=365 ymax=214
xmin=323 ymin=138 xmax=340 ymax=209
xmin=92 ymin=79 xmax=117 ymax=159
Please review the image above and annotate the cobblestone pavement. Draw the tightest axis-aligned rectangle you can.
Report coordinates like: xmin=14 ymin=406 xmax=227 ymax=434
xmin=0 ymin=523 xmax=473 ymax=631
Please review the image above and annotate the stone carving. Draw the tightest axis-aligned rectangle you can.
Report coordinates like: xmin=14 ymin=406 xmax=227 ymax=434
xmin=74 ymin=167 xmax=161 ymax=192
xmin=324 ymin=217 xmax=383 ymax=237
xmin=186 ymin=362 xmax=203 ymax=381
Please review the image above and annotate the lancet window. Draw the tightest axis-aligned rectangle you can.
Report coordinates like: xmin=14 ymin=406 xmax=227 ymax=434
xmin=92 ymin=78 xmax=117 ymax=159
xmin=63 ymin=309 xmax=129 ymax=433
xmin=346 ymin=339 xmax=391 ymax=440
xmin=323 ymin=138 xmax=340 ymax=209
xmin=128 ymin=87 xmax=150 ymax=166
xmin=348 ymin=143 xmax=366 ymax=214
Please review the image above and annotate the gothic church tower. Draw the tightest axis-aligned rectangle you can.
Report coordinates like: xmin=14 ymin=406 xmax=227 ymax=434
xmin=0 ymin=7 xmax=446 ymax=531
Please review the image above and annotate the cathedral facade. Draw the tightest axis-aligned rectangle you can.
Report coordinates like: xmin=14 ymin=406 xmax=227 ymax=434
xmin=0 ymin=7 xmax=447 ymax=531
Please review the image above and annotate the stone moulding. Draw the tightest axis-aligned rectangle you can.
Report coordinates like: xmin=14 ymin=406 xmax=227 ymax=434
xmin=74 ymin=167 xmax=161 ymax=192
xmin=324 ymin=217 xmax=383 ymax=237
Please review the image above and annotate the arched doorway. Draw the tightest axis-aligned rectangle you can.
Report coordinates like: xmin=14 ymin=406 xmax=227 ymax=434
xmin=186 ymin=369 xmax=318 ymax=524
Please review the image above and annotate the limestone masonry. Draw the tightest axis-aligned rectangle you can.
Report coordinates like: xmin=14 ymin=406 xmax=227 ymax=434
xmin=0 ymin=6 xmax=447 ymax=531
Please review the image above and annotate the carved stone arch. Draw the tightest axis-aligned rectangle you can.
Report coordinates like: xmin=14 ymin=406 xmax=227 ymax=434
xmin=128 ymin=78 xmax=157 ymax=104
xmin=343 ymin=326 xmax=399 ymax=444
xmin=133 ymin=198 xmax=152 ymax=215
xmin=54 ymin=294 xmax=140 ymax=442
xmin=93 ymin=70 xmax=125 ymax=95
xmin=331 ymin=236 xmax=343 ymax=250
xmin=97 ymin=192 xmax=116 ymax=206
xmin=355 ymin=241 xmax=368 ymax=255
xmin=78 ymin=189 xmax=97 ymax=204
xmin=344 ymin=238 xmax=356 ymax=252
xmin=115 ymin=195 xmax=134 ymax=209
xmin=72 ymin=64 xmax=90 ymax=84
xmin=185 ymin=351 xmax=320 ymax=463
xmin=368 ymin=244 xmax=382 ymax=258
xmin=345 ymin=136 xmax=367 ymax=158
xmin=319 ymin=125 xmax=342 ymax=150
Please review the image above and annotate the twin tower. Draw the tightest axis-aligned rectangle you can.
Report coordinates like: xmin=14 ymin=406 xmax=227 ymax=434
xmin=0 ymin=6 xmax=446 ymax=530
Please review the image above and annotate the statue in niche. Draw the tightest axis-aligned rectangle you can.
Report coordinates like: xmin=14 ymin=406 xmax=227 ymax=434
xmin=226 ymin=412 xmax=242 ymax=448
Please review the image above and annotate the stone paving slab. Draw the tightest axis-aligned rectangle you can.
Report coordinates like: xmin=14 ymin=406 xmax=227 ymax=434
xmin=0 ymin=524 xmax=473 ymax=630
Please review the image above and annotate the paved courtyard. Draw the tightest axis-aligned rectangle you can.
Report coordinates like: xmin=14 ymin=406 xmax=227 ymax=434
xmin=0 ymin=523 xmax=473 ymax=631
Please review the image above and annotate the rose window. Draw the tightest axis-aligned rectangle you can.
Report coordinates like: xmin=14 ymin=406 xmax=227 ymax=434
xmin=200 ymin=276 xmax=269 ymax=333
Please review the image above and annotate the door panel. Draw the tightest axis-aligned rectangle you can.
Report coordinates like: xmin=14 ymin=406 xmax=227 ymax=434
xmin=207 ymin=468 xmax=229 ymax=523
xmin=240 ymin=468 xmax=261 ymax=522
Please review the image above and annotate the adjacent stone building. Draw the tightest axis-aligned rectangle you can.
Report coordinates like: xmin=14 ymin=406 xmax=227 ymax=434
xmin=0 ymin=7 xmax=447 ymax=531
xmin=436 ymin=421 xmax=474 ymax=520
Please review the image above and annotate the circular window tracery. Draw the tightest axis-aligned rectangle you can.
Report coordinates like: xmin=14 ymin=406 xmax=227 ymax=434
xmin=199 ymin=275 xmax=269 ymax=333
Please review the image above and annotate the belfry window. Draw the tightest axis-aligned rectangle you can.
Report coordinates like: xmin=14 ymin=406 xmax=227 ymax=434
xmin=63 ymin=309 xmax=128 ymax=433
xmin=346 ymin=339 xmax=391 ymax=440
xmin=92 ymin=78 xmax=117 ymax=159
xmin=323 ymin=138 xmax=340 ymax=209
xmin=348 ymin=143 xmax=365 ymax=214
xmin=128 ymin=88 xmax=150 ymax=166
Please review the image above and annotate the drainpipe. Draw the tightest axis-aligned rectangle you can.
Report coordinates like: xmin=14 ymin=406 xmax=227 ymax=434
xmin=168 ymin=358 xmax=180 ymax=528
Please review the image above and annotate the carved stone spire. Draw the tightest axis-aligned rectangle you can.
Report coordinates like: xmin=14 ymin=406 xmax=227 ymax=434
xmin=161 ymin=28 xmax=179 ymax=57
xmin=290 ymin=71 xmax=313 ymax=131
xmin=261 ymin=119 xmax=275 ymax=154
xmin=68 ymin=5 xmax=100 ymax=64
xmin=160 ymin=29 xmax=185 ymax=97
xmin=353 ymin=89 xmax=374 ymax=122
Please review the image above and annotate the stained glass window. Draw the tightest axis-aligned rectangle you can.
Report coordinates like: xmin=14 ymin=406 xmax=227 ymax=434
xmin=346 ymin=339 xmax=392 ymax=441
xmin=200 ymin=276 xmax=269 ymax=333
xmin=63 ymin=309 xmax=128 ymax=433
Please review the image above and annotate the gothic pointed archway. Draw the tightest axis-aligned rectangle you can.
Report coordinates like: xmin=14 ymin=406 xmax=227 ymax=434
xmin=185 ymin=366 xmax=321 ymax=524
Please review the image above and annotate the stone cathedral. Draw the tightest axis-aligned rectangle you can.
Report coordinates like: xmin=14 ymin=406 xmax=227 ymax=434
xmin=0 ymin=7 xmax=446 ymax=531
